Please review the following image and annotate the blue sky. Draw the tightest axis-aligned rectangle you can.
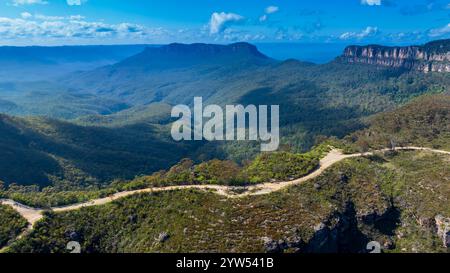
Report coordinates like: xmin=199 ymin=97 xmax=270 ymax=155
xmin=0 ymin=0 xmax=449 ymax=45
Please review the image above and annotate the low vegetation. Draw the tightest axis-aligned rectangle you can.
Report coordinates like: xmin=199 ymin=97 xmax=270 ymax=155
xmin=0 ymin=204 xmax=28 ymax=249
xmin=8 ymin=151 xmax=450 ymax=253
xmin=0 ymin=144 xmax=330 ymax=208
xmin=244 ymin=152 xmax=319 ymax=183
xmin=347 ymin=94 xmax=450 ymax=152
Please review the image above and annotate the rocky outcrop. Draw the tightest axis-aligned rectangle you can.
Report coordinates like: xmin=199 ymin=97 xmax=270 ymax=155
xmin=341 ymin=39 xmax=450 ymax=73
xmin=435 ymin=215 xmax=450 ymax=248
xmin=261 ymin=235 xmax=304 ymax=253
xmin=157 ymin=232 xmax=170 ymax=243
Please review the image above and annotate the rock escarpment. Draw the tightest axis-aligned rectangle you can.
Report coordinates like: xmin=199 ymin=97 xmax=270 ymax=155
xmin=341 ymin=39 xmax=450 ymax=73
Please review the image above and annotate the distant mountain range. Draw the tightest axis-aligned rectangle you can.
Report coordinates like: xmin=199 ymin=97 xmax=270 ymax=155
xmin=63 ymin=41 xmax=450 ymax=108
xmin=119 ymin=42 xmax=273 ymax=69
xmin=62 ymin=42 xmax=277 ymax=106
xmin=0 ymin=44 xmax=151 ymax=82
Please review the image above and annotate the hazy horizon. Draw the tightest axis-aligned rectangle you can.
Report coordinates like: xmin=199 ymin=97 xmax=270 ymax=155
xmin=0 ymin=39 xmax=445 ymax=64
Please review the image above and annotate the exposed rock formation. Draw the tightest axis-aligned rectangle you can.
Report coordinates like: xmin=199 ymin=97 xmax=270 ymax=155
xmin=261 ymin=236 xmax=304 ymax=253
xmin=435 ymin=215 xmax=450 ymax=248
xmin=157 ymin=232 xmax=170 ymax=243
xmin=341 ymin=39 xmax=450 ymax=73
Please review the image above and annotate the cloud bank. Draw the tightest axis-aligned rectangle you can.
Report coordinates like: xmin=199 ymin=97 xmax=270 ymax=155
xmin=0 ymin=15 xmax=164 ymax=43
xmin=340 ymin=26 xmax=379 ymax=40
xmin=11 ymin=0 xmax=47 ymax=6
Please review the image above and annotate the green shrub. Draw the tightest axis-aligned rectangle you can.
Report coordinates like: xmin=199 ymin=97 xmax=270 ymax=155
xmin=244 ymin=152 xmax=319 ymax=183
xmin=0 ymin=205 xmax=28 ymax=248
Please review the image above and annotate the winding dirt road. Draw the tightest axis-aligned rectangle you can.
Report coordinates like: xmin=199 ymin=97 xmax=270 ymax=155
xmin=1 ymin=147 xmax=449 ymax=228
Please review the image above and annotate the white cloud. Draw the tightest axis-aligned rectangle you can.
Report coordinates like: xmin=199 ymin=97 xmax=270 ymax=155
xmin=340 ymin=26 xmax=379 ymax=40
xmin=259 ymin=5 xmax=279 ymax=23
xmin=428 ymin=23 xmax=450 ymax=37
xmin=265 ymin=6 xmax=279 ymax=14
xmin=18 ymin=13 xmax=87 ymax=21
xmin=11 ymin=0 xmax=47 ymax=6
xmin=69 ymin=15 xmax=85 ymax=20
xmin=209 ymin=12 xmax=244 ymax=34
xmin=361 ymin=0 xmax=381 ymax=6
xmin=274 ymin=27 xmax=303 ymax=41
xmin=219 ymin=28 xmax=267 ymax=42
xmin=67 ymin=0 xmax=86 ymax=6
xmin=20 ymin=12 xmax=32 ymax=19
xmin=0 ymin=16 xmax=155 ymax=41
xmin=34 ymin=14 xmax=66 ymax=21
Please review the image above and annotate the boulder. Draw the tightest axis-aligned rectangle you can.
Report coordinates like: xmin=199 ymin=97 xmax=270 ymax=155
xmin=157 ymin=232 xmax=170 ymax=243
xmin=435 ymin=215 xmax=450 ymax=247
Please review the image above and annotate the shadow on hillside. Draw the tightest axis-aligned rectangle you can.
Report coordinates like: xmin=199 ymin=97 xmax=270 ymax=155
xmin=304 ymin=202 xmax=370 ymax=253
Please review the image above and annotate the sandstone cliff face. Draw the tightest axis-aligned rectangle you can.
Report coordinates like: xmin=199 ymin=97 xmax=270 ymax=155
xmin=342 ymin=39 xmax=450 ymax=73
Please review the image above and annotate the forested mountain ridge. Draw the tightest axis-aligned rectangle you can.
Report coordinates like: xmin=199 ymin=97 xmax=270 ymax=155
xmin=118 ymin=42 xmax=273 ymax=69
xmin=62 ymin=41 xmax=449 ymax=154
xmin=63 ymin=41 xmax=450 ymax=107
xmin=0 ymin=114 xmax=201 ymax=188
xmin=347 ymin=94 xmax=450 ymax=151
xmin=62 ymin=42 xmax=276 ymax=106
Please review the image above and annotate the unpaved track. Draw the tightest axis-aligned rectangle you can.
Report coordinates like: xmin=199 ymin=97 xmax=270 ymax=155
xmin=1 ymin=146 xmax=449 ymax=229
